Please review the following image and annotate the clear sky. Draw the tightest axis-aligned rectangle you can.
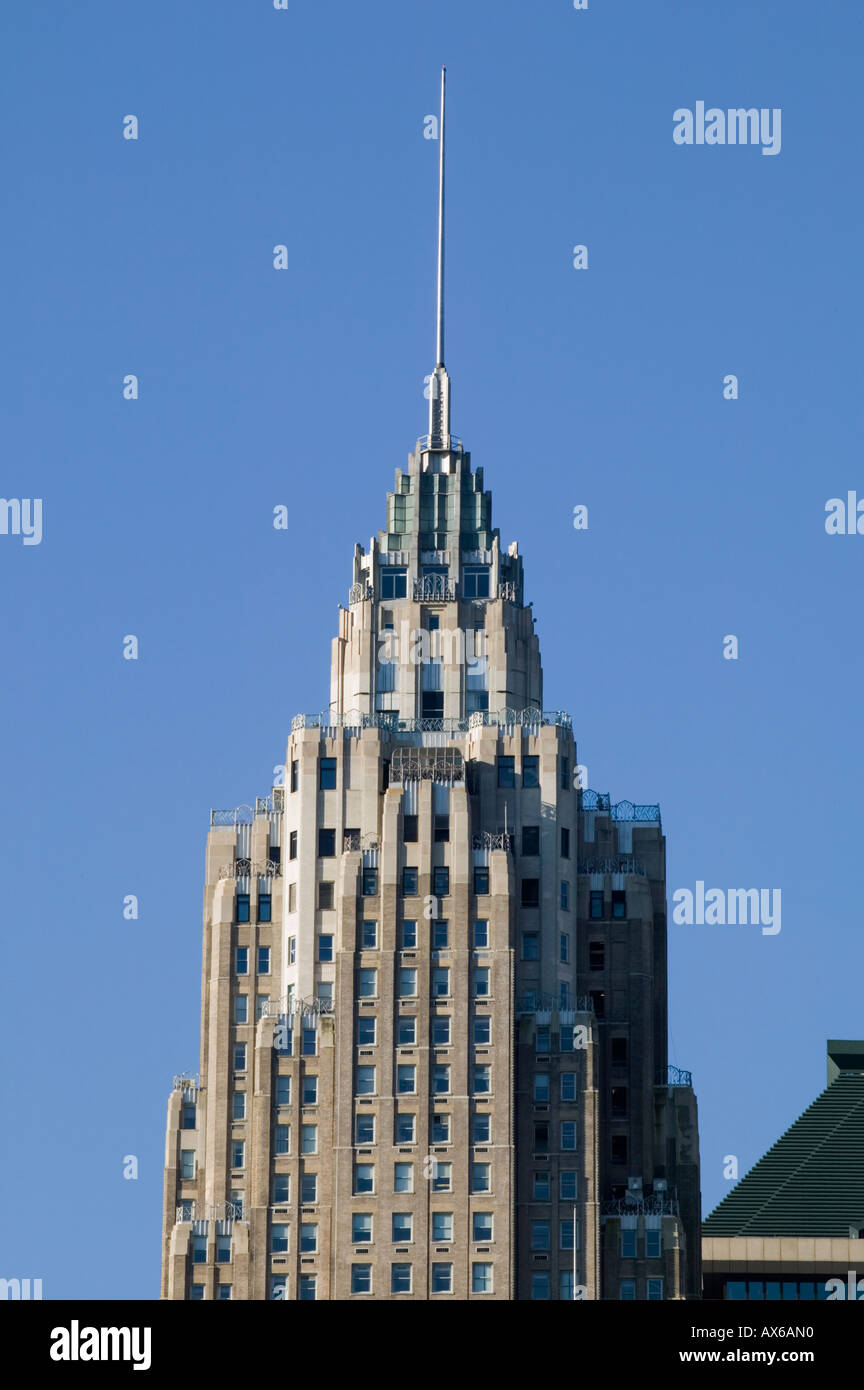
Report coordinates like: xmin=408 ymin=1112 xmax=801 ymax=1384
xmin=2 ymin=0 xmax=862 ymax=1299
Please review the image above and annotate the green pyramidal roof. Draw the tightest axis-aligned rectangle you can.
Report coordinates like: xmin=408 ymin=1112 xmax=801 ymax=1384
xmin=704 ymin=1051 xmax=864 ymax=1237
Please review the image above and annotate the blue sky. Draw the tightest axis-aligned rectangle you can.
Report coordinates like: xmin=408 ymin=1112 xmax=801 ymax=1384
xmin=1 ymin=0 xmax=861 ymax=1298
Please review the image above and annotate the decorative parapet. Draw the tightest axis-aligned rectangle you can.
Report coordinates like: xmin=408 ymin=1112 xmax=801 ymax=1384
xmin=580 ymin=789 xmax=661 ymax=823
xmin=413 ymin=576 xmax=455 ymax=601
xmin=210 ymin=794 xmax=281 ymax=827
xmin=348 ymin=582 xmax=374 ymax=604
xmin=290 ymin=709 xmax=572 ymax=735
xmin=217 ymin=858 xmax=281 ymax=880
xmin=391 ymin=746 xmax=465 ymax=784
xmin=601 ymin=1197 xmax=680 ymax=1217
xmin=472 ymin=831 xmax=513 ymax=852
xmin=577 ymin=856 xmax=646 ymax=876
xmin=175 ymin=1201 xmax=244 ymax=1224
xmin=667 ymin=1065 xmax=693 ymax=1087
xmin=498 ymin=580 xmax=517 ymax=601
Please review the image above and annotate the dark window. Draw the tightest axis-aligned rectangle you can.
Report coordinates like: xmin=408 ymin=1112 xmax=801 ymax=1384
xmin=533 ymin=1123 xmax=549 ymax=1154
xmin=522 ymin=826 xmax=540 ymax=856
xmin=498 ymin=757 xmax=515 ymax=789
xmin=611 ymin=1135 xmax=628 ymax=1165
xmin=318 ymin=828 xmax=336 ymax=857
xmin=421 ymin=691 xmax=444 ymax=719
xmin=357 ymin=1017 xmax=376 ymax=1045
xmin=611 ymin=1087 xmax=628 ymax=1118
xmin=320 ymin=758 xmax=337 ymax=790
xmin=560 ymin=880 xmax=570 ymax=911
xmin=560 ymin=827 xmax=570 ymax=858
xmin=427 ymin=613 xmax=440 ymax=631
xmin=268 ymin=844 xmax=281 ymax=868
xmin=589 ymin=890 xmax=604 ymax=920
xmin=522 ymin=756 xmax=539 ymax=788
xmin=522 ymin=932 xmax=539 ymax=961
xmin=462 ymin=566 xmax=490 ymax=599
xmin=521 ymin=879 xmax=540 ymax=908
xmin=181 ymin=1103 xmax=196 ymax=1130
xmin=474 ymin=866 xmax=489 ymax=896
xmin=611 ymin=1037 xmax=628 ymax=1065
xmin=290 ymin=760 xmax=299 ymax=792
xmin=302 ymin=1029 xmax=317 ymax=1057
xmin=362 ymin=869 xmax=378 ymax=897
xmin=433 ymin=867 xmax=450 ymax=897
xmin=402 ymin=867 xmax=418 ymax=896
xmin=432 ymin=920 xmax=449 ymax=949
xmin=380 ymin=567 xmax=407 ymax=600
xmin=401 ymin=920 xmax=417 ymax=947
xmin=318 ymin=935 xmax=333 ymax=962
xmin=612 ymin=890 xmax=626 ymax=919
xmin=434 ymin=814 xmax=449 ymax=843
xmin=236 ymin=894 xmax=250 ymax=923
xmin=403 ymin=815 xmax=418 ymax=843
xmin=588 ymin=941 xmax=605 ymax=971
xmin=289 ymin=831 xmax=298 ymax=860
xmin=560 ymin=757 xmax=569 ymax=791
xmin=590 ymin=990 xmax=606 ymax=1019
xmin=318 ymin=882 xmax=334 ymax=910
xmin=258 ymin=894 xmax=271 ymax=923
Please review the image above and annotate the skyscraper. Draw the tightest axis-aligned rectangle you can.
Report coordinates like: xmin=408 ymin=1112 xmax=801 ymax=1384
xmin=160 ymin=70 xmax=700 ymax=1302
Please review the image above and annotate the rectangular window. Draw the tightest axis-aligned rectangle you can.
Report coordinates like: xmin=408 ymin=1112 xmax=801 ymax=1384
xmin=392 ymin=1211 xmax=413 ymax=1243
xmin=432 ymin=919 xmax=449 ymax=949
xmin=256 ymin=995 xmax=269 ymax=1023
xmin=589 ymin=941 xmax=605 ymax=971
xmin=432 ymin=1016 xmax=451 ymax=1046
xmin=432 ymin=1211 xmax=453 ymax=1243
xmin=191 ymin=1234 xmax=207 ymax=1264
xmin=380 ymin=567 xmax=407 ymax=600
xmin=355 ymin=1065 xmax=375 ymax=1096
xmin=471 ymin=1162 xmax=490 ymax=1193
xmin=397 ymin=1016 xmax=416 ymax=1045
xmin=234 ymin=994 xmax=248 ymax=1024
xmin=290 ymin=759 xmax=298 ymax=792
xmin=236 ymin=893 xmax=250 ymax=923
xmin=357 ymin=1016 xmax=376 ymax=1045
xmin=531 ymin=1221 xmax=550 ymax=1251
xmin=472 ymin=1212 xmax=493 ymax=1242
xmin=289 ymin=830 xmax=297 ymax=859
xmin=473 ymin=919 xmax=489 ymax=948
xmin=233 ymin=1091 xmax=246 ymax=1120
xmin=288 ymin=884 xmax=297 ymax=913
xmin=474 ymin=866 xmax=489 ymax=895
xmin=474 ymin=1065 xmax=491 ymax=1094
xmin=433 ymin=1161 xmax=453 ymax=1192
xmin=432 ymin=967 xmax=450 ymax=998
xmin=611 ymin=1037 xmax=628 ymax=1064
xmin=433 ymin=814 xmax=449 ymax=843
xmin=358 ymin=968 xmax=377 ymax=997
xmin=362 ymin=868 xmax=378 ymax=896
xmin=647 ymin=1278 xmax=664 ymax=1301
xmin=521 ymin=879 xmax=539 ymax=908
xmin=560 ymin=933 xmax=569 ymax=963
xmin=274 ymin=1124 xmax=290 ymax=1155
xmin=394 ymin=1163 xmax=413 ymax=1193
xmin=521 ymin=932 xmax=539 ymax=961
xmin=432 ymin=867 xmax=450 ymax=898
xmin=233 ymin=1043 xmax=247 ymax=1072
xmin=181 ymin=1103 xmax=196 ymax=1131
xmin=560 ymin=1219 xmax=575 ymax=1251
xmin=561 ymin=1121 xmax=577 ymax=1151
xmin=302 ymin=1028 xmax=316 ymax=1057
xmin=390 ymin=1263 xmax=412 ymax=1294
xmin=301 ymin=1124 xmax=317 ymax=1155
xmin=431 ymin=1262 xmax=453 ymax=1294
xmin=431 ymin=1113 xmax=450 ymax=1144
xmin=462 ymin=565 xmax=490 ymax=598
xmin=403 ymin=815 xmax=418 ymax=843
xmin=473 ymin=1015 xmax=491 ymax=1044
xmin=432 ymin=1064 xmax=450 ymax=1095
xmin=612 ymin=889 xmax=626 ymax=919
xmin=591 ymin=991 xmax=606 ymax=1019
xmin=561 ymin=1073 xmax=577 ymax=1102
xmin=473 ymin=1263 xmax=493 ymax=1294
xmin=474 ymin=967 xmax=490 ymax=997
xmin=473 ymin=1112 xmax=491 ymax=1144
xmin=560 ymin=1171 xmax=578 ymax=1201
xmin=533 ymin=1123 xmax=549 ymax=1154
xmin=612 ymin=1086 xmax=628 ymax=1118
xmin=399 ymin=968 xmax=417 ymax=997
xmin=533 ymin=1172 xmax=550 ymax=1201
xmin=522 ymin=825 xmax=540 ymax=856
xmin=275 ymin=1074 xmax=291 ymax=1106
xmin=354 ymin=1163 xmax=374 ymax=1193
xmin=560 ymin=826 xmax=570 ymax=858
xmin=533 ymin=1073 xmax=550 ymax=1103
xmin=351 ymin=1213 xmax=372 ymax=1242
xmin=531 ymin=1272 xmax=550 ymax=1301
xmin=318 ymin=828 xmax=335 ymax=857
xmin=180 ymin=1149 xmax=195 ymax=1179
xmin=536 ymin=1027 xmax=550 ymax=1051
xmin=522 ymin=755 xmax=539 ymax=788
xmin=217 ymin=1283 xmax=232 ymax=1300
xmin=235 ymin=947 xmax=248 ymax=975
xmin=560 ymin=756 xmax=569 ymax=790
xmin=257 ymin=946 xmax=271 ymax=974
xmin=611 ymin=1135 xmax=627 ymax=1164
xmin=589 ymin=890 xmax=604 ymax=920
xmin=646 ymin=1229 xmax=662 ymax=1259
xmin=271 ymin=1224 xmax=289 ymax=1253
xmin=395 ymin=1113 xmax=416 ymax=1144
xmin=355 ymin=1112 xmax=375 ymax=1144
xmin=402 ymin=868 xmax=418 ymax=896
xmin=232 ymin=1140 xmax=245 ymax=1169
xmin=352 ymin=1264 xmax=372 ymax=1294
xmin=300 ymin=1223 xmax=318 ymax=1253
xmin=216 ymin=1234 xmax=232 ymax=1264
xmin=319 ymin=758 xmax=337 ymax=790
xmin=361 ymin=920 xmax=378 ymax=949
xmin=560 ymin=879 xmax=570 ymax=911
xmin=189 ymin=1283 xmax=205 ymax=1300
xmin=299 ymin=1275 xmax=317 ymax=1301
xmin=621 ymin=1229 xmax=637 ymax=1258
xmin=288 ymin=935 xmax=296 ymax=964
xmin=303 ymin=1075 xmax=318 ymax=1105
xmin=318 ymin=881 xmax=334 ymax=910
xmin=397 ymin=1064 xmax=416 ymax=1094
xmin=497 ymin=756 xmax=515 ymax=788
xmin=258 ymin=894 xmax=272 ymax=923
xmin=401 ymin=919 xmax=417 ymax=949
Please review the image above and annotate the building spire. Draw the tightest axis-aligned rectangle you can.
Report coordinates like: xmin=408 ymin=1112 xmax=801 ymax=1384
xmin=428 ymin=64 xmax=451 ymax=450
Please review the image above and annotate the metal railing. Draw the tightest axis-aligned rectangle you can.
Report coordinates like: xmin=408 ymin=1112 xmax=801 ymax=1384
xmin=516 ymin=994 xmax=594 ymax=1014
xmin=580 ymin=789 xmax=661 ymax=823
xmin=498 ymin=581 xmax=517 ymax=602
xmin=175 ymin=1201 xmax=244 ymax=1224
xmin=578 ymin=856 xmax=646 ymax=877
xmin=291 ymin=708 xmax=572 ymax=735
xmin=472 ymin=831 xmax=513 ymax=852
xmin=217 ymin=858 xmax=281 ymax=880
xmin=413 ymin=576 xmax=456 ymax=601
xmin=667 ymin=1065 xmax=692 ymax=1087
xmin=349 ymin=582 xmax=374 ymax=605
xmin=211 ymin=794 xmax=280 ymax=827
xmin=391 ymin=747 xmax=465 ymax=783
xmin=601 ymin=1197 xmax=679 ymax=1217
xmin=416 ymin=434 xmax=463 ymax=453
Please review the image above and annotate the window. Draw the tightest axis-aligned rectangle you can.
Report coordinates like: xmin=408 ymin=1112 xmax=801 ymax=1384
xmin=317 ymin=934 xmax=334 ymax=964
xmin=473 ymin=1015 xmax=491 ymax=1044
xmin=395 ymin=1113 xmax=416 ymax=1144
xmin=560 ymin=1171 xmax=578 ymax=1201
xmin=431 ymin=1113 xmax=450 ymax=1144
xmin=589 ymin=941 xmax=605 ymax=971
xmin=432 ymin=919 xmax=449 ymax=949
xmin=355 ymin=1113 xmax=375 ymax=1144
xmin=290 ymin=759 xmax=298 ymax=792
xmin=560 ymin=1024 xmax=574 ymax=1052
xmin=235 ymin=947 xmax=248 ymax=975
xmin=391 ymin=1263 xmax=412 ymax=1294
xmin=317 ymin=828 xmax=335 ymax=858
xmin=560 ymin=1271 xmax=574 ymax=1300
xmin=270 ymin=1275 xmax=287 ymax=1301
xmin=474 ymin=919 xmax=489 ymax=948
xmin=392 ymin=1212 xmax=413 ymax=1243
xmin=275 ymin=1074 xmax=291 ymax=1107
xmin=397 ymin=1065 xmax=416 ymax=1094
xmin=647 ymin=1278 xmax=664 ymax=1301
xmin=217 ymin=1284 xmax=232 ymax=1300
xmin=432 ymin=1016 xmax=451 ymax=1046
xmin=319 ymin=758 xmax=337 ymax=790
xmin=422 ymin=690 xmax=444 ymax=719
xmin=522 ymin=755 xmax=539 ymax=788
xmin=433 ymin=1064 xmax=450 ymax=1095
xmin=646 ymin=1229 xmax=662 ymax=1259
xmin=236 ymin=893 xmax=250 ymax=923
xmin=403 ymin=815 xmax=418 ymax=843
xmin=474 ymin=866 xmax=489 ymax=895
xmin=432 ymin=1262 xmax=453 ymax=1294
xmin=590 ymin=990 xmax=606 ymax=1019
xmin=497 ymin=756 xmax=515 ymax=788
xmin=318 ymin=881 xmax=334 ymax=910
xmin=611 ymin=1135 xmax=628 ymax=1164
xmin=533 ymin=1123 xmax=549 ymax=1154
xmin=357 ymin=1016 xmax=376 ymax=1046
xmin=354 ymin=1163 xmax=374 ymax=1194
xmin=288 ymin=883 xmax=297 ymax=913
xmin=531 ymin=1221 xmax=550 ymax=1251
xmin=561 ymin=1073 xmax=577 ymax=1102
xmin=256 ymin=946 xmax=270 ymax=975
xmin=288 ymin=935 xmax=296 ymax=964
xmin=471 ymin=1163 xmax=490 ymax=1193
xmin=474 ymin=1065 xmax=491 ymax=1094
xmin=362 ymin=868 xmax=378 ymax=896
xmin=521 ymin=879 xmax=539 ymax=908
xmin=533 ymin=1073 xmax=550 ymax=1103
xmin=621 ymin=1229 xmax=637 ymax=1258
xmin=531 ymin=1272 xmax=550 ymax=1301
xmin=289 ymin=830 xmax=297 ymax=859
xmin=381 ymin=567 xmax=407 ymax=600
xmin=275 ymin=1125 xmax=290 ymax=1155
xmin=191 ymin=1234 xmax=207 ymax=1264
xmin=611 ymin=1037 xmax=628 ymax=1064
xmin=301 ymin=1124 xmax=317 ymax=1155
xmin=399 ymin=968 xmax=417 ymax=997
xmin=394 ymin=1163 xmax=413 ymax=1194
xmin=317 ymin=981 xmax=333 ymax=1008
xmin=302 ymin=1028 xmax=317 ymax=1057
xmin=352 ymin=1213 xmax=372 ymax=1243
xmin=612 ymin=889 xmax=626 ymax=919
xmin=472 ymin=1112 xmax=490 ymax=1143
xmin=474 ymin=967 xmax=490 ymax=997
xmin=189 ymin=1283 xmax=205 ymax=1300
xmin=300 ymin=1223 xmax=318 ymax=1253
xmin=299 ymin=1275 xmax=317 ymax=1302
xmin=258 ymin=894 xmax=272 ymax=923
xmin=431 ymin=1211 xmax=453 ymax=1243
xmin=589 ymin=890 xmax=604 ymax=920
xmin=358 ymin=968 xmax=377 ymax=998
xmin=463 ymin=565 xmax=490 ymax=598
xmin=180 ymin=1149 xmax=195 ymax=1180
xmin=560 ymin=933 xmax=569 ymax=963
xmin=560 ymin=879 xmax=570 ymax=911
xmin=181 ymin=1103 xmax=196 ymax=1131
xmin=232 ymin=1139 xmax=245 ymax=1169
xmin=561 ymin=1121 xmax=577 ymax=1151
xmin=303 ymin=1075 xmax=319 ymax=1105
xmin=433 ymin=1162 xmax=453 ymax=1192
xmin=560 ymin=1219 xmax=576 ymax=1251
xmin=533 ymin=1172 xmax=550 ymax=1201
xmin=401 ymin=920 xmax=417 ymax=950
xmin=352 ymin=1264 xmax=372 ymax=1294
xmin=432 ymin=967 xmax=450 ymax=998
xmin=473 ymin=1212 xmax=493 ymax=1242
xmin=434 ymin=814 xmax=449 ymax=843
xmin=397 ymin=1016 xmax=416 ymax=1045
xmin=521 ymin=932 xmax=539 ymax=961
xmin=271 ymin=1224 xmax=289 ymax=1253
xmin=360 ymin=920 xmax=378 ymax=949
xmin=473 ymin=1263 xmax=493 ymax=1294
xmin=234 ymin=994 xmax=248 ymax=1024
xmin=560 ymin=826 xmax=570 ymax=858
xmin=355 ymin=1061 xmax=375 ymax=1095
xmin=233 ymin=1091 xmax=246 ymax=1120
xmin=233 ymin=1043 xmax=247 ymax=1072
xmin=536 ymin=1026 xmax=550 ymax=1052
xmin=402 ymin=868 xmax=418 ymax=897
xmin=612 ymin=1087 xmax=628 ymax=1118
xmin=273 ymin=1174 xmax=290 ymax=1203
xmin=560 ymin=756 xmax=569 ymax=790
xmin=522 ymin=825 xmax=540 ymax=856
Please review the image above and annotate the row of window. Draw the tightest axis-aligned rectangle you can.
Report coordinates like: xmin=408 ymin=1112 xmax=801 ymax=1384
xmin=590 ymin=890 xmax=626 ymax=920
xmin=235 ymin=894 xmax=271 ymax=923
xmin=621 ymin=1229 xmax=663 ymax=1258
xmin=276 ymin=873 xmax=594 ymax=917
xmin=268 ymin=1262 xmax=496 ymax=1300
xmin=621 ymin=1279 xmax=664 ymax=1300
xmin=355 ymin=1012 xmax=492 ymax=1046
xmin=291 ymin=753 xmax=574 ymax=796
xmin=354 ymin=966 xmax=492 ymax=998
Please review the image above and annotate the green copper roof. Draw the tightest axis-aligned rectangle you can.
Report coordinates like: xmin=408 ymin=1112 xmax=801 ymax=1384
xmin=703 ymin=1065 xmax=864 ymax=1237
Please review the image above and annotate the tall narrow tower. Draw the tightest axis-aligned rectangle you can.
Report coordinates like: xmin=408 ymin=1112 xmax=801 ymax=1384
xmin=160 ymin=71 xmax=700 ymax=1302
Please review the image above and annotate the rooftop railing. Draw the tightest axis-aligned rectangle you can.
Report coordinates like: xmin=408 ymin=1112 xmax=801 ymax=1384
xmin=291 ymin=708 xmax=572 ymax=735
xmin=580 ymin=789 xmax=661 ymax=823
xmin=667 ymin=1065 xmax=693 ymax=1087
